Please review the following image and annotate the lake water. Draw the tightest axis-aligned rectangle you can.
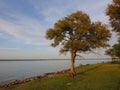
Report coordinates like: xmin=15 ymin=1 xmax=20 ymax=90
xmin=0 ymin=59 xmax=111 ymax=84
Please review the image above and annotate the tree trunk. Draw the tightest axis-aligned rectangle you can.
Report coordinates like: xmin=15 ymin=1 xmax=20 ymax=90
xmin=70 ymin=48 xmax=76 ymax=77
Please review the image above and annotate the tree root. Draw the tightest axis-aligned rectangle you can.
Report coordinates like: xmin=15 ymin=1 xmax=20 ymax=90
xmin=69 ymin=72 xmax=76 ymax=78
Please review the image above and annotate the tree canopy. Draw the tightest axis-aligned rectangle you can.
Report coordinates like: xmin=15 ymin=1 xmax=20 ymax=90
xmin=106 ymin=0 xmax=120 ymax=41
xmin=106 ymin=0 xmax=120 ymax=61
xmin=46 ymin=11 xmax=111 ymax=76
xmin=105 ymin=43 xmax=120 ymax=59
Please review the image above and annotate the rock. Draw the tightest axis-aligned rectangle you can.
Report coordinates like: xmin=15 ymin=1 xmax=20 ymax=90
xmin=1 ymin=80 xmax=22 ymax=88
xmin=36 ymin=75 xmax=43 ymax=79
xmin=0 ymin=69 xmax=69 ymax=88
xmin=43 ymin=74 xmax=48 ymax=77
xmin=11 ymin=80 xmax=21 ymax=84
xmin=44 ymin=72 xmax=54 ymax=77
xmin=62 ymin=70 xmax=65 ymax=73
xmin=54 ymin=71 xmax=59 ymax=74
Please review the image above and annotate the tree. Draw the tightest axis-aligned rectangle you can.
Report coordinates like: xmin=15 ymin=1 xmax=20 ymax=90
xmin=106 ymin=0 xmax=120 ymax=41
xmin=105 ymin=43 xmax=120 ymax=60
xmin=46 ymin=11 xmax=111 ymax=76
xmin=105 ymin=48 xmax=116 ymax=61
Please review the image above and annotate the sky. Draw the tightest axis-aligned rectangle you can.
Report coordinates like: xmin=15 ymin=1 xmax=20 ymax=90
xmin=0 ymin=0 xmax=117 ymax=59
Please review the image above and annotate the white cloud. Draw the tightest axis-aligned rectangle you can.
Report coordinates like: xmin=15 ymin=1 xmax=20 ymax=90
xmin=0 ymin=14 xmax=49 ymax=45
xmin=30 ymin=0 xmax=112 ymax=24
xmin=29 ymin=0 xmax=71 ymax=23
xmin=0 ymin=1 xmax=113 ymax=46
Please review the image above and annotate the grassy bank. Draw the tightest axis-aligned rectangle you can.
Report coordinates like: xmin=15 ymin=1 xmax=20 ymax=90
xmin=1 ymin=62 xmax=120 ymax=90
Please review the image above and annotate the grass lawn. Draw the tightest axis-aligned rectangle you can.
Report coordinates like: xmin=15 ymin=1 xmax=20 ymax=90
xmin=1 ymin=62 xmax=120 ymax=90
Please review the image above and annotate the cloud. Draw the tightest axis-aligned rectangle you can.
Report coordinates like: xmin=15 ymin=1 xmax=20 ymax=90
xmin=29 ymin=0 xmax=70 ymax=23
xmin=0 ymin=0 xmax=113 ymax=47
xmin=0 ymin=13 xmax=49 ymax=45
xmin=30 ymin=0 xmax=112 ymax=24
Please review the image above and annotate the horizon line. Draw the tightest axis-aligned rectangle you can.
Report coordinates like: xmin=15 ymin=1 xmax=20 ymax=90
xmin=0 ymin=58 xmax=113 ymax=61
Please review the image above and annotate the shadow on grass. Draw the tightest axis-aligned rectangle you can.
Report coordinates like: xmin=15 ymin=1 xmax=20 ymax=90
xmin=117 ymin=80 xmax=120 ymax=90
xmin=77 ymin=64 xmax=102 ymax=75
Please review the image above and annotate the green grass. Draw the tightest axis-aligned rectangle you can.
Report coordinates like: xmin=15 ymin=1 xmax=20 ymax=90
xmin=1 ymin=63 xmax=120 ymax=90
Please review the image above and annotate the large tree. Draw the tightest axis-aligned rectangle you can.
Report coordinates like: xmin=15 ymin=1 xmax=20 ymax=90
xmin=46 ymin=11 xmax=111 ymax=76
xmin=106 ymin=0 xmax=120 ymax=41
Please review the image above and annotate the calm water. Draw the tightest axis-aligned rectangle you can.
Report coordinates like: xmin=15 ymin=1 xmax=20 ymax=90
xmin=0 ymin=59 xmax=111 ymax=84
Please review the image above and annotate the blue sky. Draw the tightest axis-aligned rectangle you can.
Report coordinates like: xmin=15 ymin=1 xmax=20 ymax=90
xmin=0 ymin=0 xmax=117 ymax=59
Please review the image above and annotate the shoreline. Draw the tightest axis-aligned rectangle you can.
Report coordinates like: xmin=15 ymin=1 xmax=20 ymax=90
xmin=0 ymin=68 xmax=70 ymax=88
xmin=1 ymin=61 xmax=118 ymax=88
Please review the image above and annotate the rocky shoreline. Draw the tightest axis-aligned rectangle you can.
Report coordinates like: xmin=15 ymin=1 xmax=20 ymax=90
xmin=0 ymin=69 xmax=69 ymax=88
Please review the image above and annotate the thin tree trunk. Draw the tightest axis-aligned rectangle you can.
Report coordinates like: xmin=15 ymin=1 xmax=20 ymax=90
xmin=70 ymin=48 xmax=76 ymax=77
